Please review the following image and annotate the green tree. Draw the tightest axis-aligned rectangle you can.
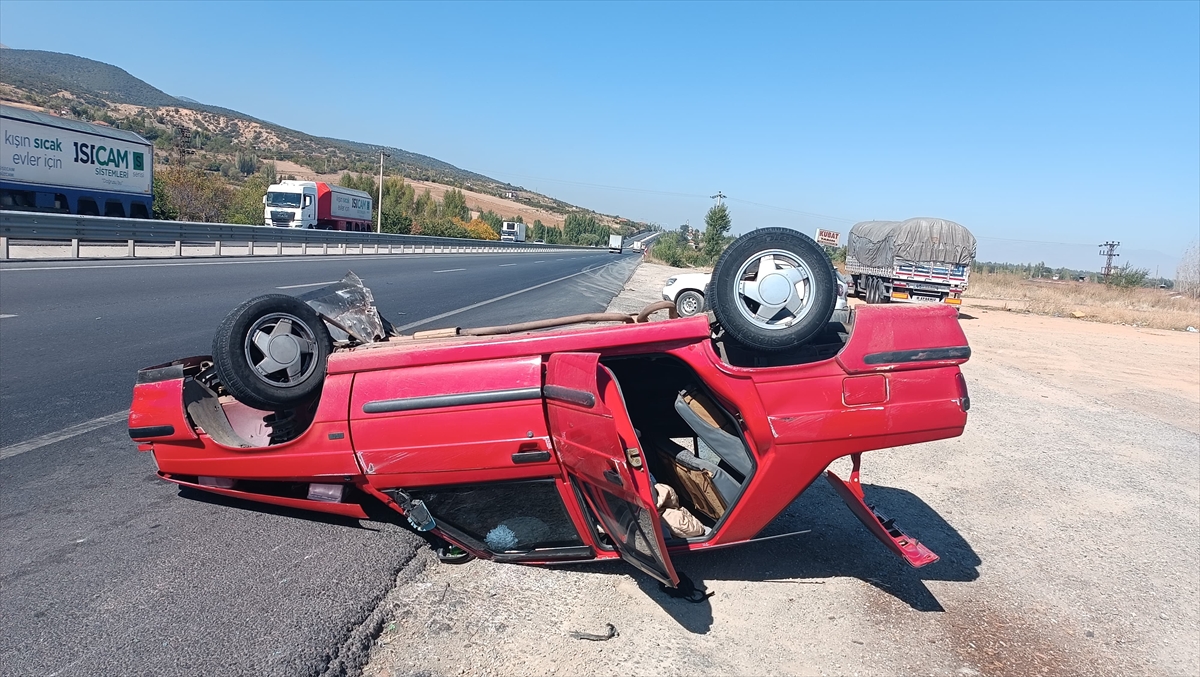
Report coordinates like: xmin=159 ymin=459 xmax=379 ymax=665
xmin=701 ymin=204 xmax=732 ymax=260
xmin=151 ymin=175 xmax=178 ymax=220
xmin=158 ymin=167 xmax=228 ymax=222
xmin=1107 ymin=263 xmax=1150 ymax=288
xmin=479 ymin=210 xmax=504 ymax=234
xmin=225 ymin=176 xmax=269 ymax=225
xmin=442 ymin=188 xmax=469 ymax=221
xmin=236 ymin=153 xmax=259 ymax=176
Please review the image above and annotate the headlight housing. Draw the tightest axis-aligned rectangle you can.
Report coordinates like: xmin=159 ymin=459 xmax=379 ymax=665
xmin=665 ymin=277 xmax=677 ymax=286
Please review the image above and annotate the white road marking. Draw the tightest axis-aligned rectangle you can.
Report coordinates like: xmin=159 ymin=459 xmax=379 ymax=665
xmin=0 ymin=410 xmax=129 ymax=460
xmin=498 ymin=263 xmax=516 ymax=267
xmin=0 ymin=314 xmax=16 ymax=319
xmin=434 ymin=268 xmax=466 ymax=273
xmin=394 ymin=260 xmax=621 ymax=332
xmin=535 ymin=261 xmax=545 ymax=263
xmin=275 ymin=281 xmax=338 ymax=289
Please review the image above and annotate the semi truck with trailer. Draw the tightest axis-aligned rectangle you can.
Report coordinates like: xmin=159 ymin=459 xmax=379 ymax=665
xmin=608 ymin=233 xmax=624 ymax=253
xmin=0 ymin=104 xmax=154 ymax=218
xmin=845 ymin=217 xmax=976 ymax=306
xmin=500 ymin=221 xmax=527 ymax=242
xmin=264 ymin=180 xmax=373 ymax=231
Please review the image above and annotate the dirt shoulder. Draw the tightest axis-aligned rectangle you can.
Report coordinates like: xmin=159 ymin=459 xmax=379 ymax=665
xmin=364 ymin=261 xmax=1199 ymax=677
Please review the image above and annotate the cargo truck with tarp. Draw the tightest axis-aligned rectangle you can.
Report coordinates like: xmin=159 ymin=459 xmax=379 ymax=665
xmin=0 ymin=104 xmax=154 ymax=218
xmin=845 ymin=217 xmax=976 ymax=305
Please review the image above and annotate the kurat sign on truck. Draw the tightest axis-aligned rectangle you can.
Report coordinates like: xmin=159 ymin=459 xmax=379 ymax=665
xmin=264 ymin=180 xmax=374 ymax=231
xmin=0 ymin=104 xmax=154 ymax=218
xmin=845 ymin=217 xmax=977 ymax=306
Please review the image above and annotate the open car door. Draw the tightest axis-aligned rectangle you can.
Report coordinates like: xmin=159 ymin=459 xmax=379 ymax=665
xmin=545 ymin=352 xmax=680 ymax=587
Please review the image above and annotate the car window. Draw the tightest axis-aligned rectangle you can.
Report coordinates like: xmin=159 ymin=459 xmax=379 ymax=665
xmin=409 ymin=479 xmax=583 ymax=553
xmin=581 ymin=483 xmax=671 ymax=576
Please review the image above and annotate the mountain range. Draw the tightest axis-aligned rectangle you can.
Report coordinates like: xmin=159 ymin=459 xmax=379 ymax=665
xmin=0 ymin=48 xmax=597 ymax=222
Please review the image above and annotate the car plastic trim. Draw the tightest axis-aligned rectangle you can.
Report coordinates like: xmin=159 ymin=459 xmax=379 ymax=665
xmin=511 ymin=450 xmax=553 ymax=464
xmin=362 ymin=386 xmax=542 ymax=414
xmin=542 ymin=384 xmax=596 ymax=408
xmin=491 ymin=545 xmax=596 ymax=562
xmin=128 ymin=424 xmax=175 ymax=439
xmin=136 ymin=363 xmax=185 ymax=384
xmin=862 ymin=346 xmax=971 ymax=365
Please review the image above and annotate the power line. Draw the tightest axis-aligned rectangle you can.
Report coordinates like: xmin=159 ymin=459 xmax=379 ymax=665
xmin=976 ymin=235 xmax=1100 ymax=247
xmin=723 ymin=197 xmax=857 ymax=224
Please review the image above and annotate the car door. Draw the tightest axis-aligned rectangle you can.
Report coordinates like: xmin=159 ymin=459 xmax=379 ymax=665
xmin=544 ymin=352 xmax=680 ymax=587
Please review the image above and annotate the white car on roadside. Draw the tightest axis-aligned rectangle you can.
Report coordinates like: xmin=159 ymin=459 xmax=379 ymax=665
xmin=662 ymin=273 xmax=713 ymax=317
xmin=664 ymin=271 xmax=849 ymax=318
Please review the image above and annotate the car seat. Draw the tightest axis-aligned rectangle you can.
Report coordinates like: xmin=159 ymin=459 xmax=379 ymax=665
xmin=673 ymin=390 xmax=753 ymax=479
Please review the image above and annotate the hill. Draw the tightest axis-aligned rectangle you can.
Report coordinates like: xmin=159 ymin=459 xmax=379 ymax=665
xmin=0 ymin=48 xmax=632 ymax=228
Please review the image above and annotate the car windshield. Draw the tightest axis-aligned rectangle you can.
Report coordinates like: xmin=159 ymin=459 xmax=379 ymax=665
xmin=266 ymin=192 xmax=302 ymax=208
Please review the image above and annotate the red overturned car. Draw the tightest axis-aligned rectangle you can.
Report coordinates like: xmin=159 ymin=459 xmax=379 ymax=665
xmin=129 ymin=228 xmax=971 ymax=588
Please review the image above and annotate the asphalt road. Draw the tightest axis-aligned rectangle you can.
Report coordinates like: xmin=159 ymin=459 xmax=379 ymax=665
xmin=0 ymin=248 xmax=640 ymax=676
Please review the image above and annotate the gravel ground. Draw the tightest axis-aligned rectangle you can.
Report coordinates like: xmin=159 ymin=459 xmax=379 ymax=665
xmin=363 ymin=260 xmax=1200 ymax=677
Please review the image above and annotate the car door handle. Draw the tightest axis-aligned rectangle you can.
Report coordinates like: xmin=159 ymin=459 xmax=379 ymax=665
xmin=511 ymin=451 xmax=552 ymax=464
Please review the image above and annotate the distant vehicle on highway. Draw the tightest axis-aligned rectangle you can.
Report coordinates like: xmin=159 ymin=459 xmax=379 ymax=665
xmin=263 ymin=180 xmax=373 ymax=231
xmin=608 ymin=233 xmax=624 ymax=253
xmin=845 ymin=218 xmax=976 ymax=305
xmin=500 ymin=221 xmax=527 ymax=242
xmin=0 ymin=104 xmax=153 ymax=218
xmin=664 ymin=269 xmax=849 ymax=318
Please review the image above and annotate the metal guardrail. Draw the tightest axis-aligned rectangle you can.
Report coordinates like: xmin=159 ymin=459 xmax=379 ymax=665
xmin=0 ymin=211 xmax=591 ymax=260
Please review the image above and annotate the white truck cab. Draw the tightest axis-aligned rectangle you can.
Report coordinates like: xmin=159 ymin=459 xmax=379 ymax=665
xmin=264 ymin=180 xmax=317 ymax=228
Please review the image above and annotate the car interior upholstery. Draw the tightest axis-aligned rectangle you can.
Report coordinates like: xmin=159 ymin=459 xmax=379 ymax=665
xmin=602 ymin=355 xmax=754 ymax=533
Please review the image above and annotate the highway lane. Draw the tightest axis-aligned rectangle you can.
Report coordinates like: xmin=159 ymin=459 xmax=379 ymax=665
xmin=0 ymin=249 xmax=639 ymax=676
xmin=0 ymin=249 xmax=633 ymax=446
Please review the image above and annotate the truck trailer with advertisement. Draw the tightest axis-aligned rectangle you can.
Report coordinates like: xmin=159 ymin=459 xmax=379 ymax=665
xmin=264 ymin=180 xmax=373 ymax=231
xmin=845 ymin=217 xmax=976 ymax=306
xmin=500 ymin=221 xmax=527 ymax=242
xmin=0 ymin=104 xmax=154 ymax=218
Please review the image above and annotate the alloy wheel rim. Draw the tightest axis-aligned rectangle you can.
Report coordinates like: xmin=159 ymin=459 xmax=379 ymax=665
xmin=244 ymin=312 xmax=319 ymax=387
xmin=732 ymin=249 xmax=816 ymax=330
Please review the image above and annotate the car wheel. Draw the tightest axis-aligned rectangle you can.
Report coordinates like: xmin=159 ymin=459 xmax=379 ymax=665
xmin=708 ymin=227 xmax=836 ymax=352
xmin=675 ymin=290 xmax=705 ymax=317
xmin=212 ymin=294 xmax=332 ymax=411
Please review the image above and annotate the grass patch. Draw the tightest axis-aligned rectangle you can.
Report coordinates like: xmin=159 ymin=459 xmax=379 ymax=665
xmin=965 ymin=272 xmax=1200 ymax=331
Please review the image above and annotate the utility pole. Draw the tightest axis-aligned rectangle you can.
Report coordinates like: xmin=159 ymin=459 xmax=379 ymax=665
xmin=710 ymin=191 xmax=726 ymax=207
xmin=377 ymin=150 xmax=390 ymax=233
xmin=1099 ymin=241 xmax=1120 ymax=281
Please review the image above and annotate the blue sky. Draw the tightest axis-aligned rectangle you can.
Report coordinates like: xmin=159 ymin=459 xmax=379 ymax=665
xmin=2 ymin=1 xmax=1196 ymax=273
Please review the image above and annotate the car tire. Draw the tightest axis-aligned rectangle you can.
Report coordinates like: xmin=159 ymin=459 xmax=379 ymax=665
xmin=212 ymin=294 xmax=332 ymax=411
xmin=708 ymin=227 xmax=836 ymax=352
xmin=675 ymin=290 xmax=705 ymax=317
